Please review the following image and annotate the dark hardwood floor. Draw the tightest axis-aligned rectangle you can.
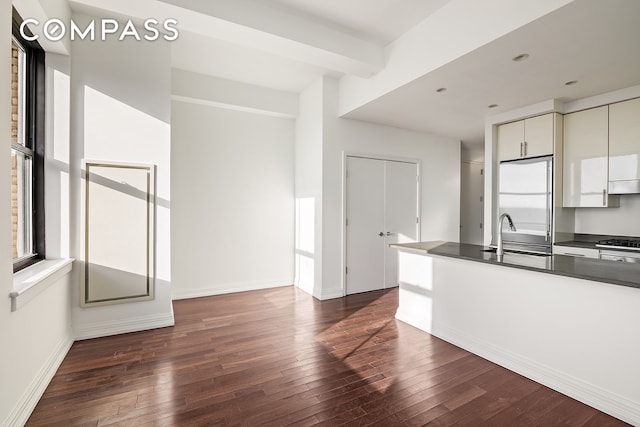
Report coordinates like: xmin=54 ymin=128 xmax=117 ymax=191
xmin=27 ymin=287 xmax=627 ymax=426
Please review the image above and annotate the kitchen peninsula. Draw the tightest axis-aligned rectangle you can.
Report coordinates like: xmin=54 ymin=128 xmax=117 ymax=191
xmin=391 ymin=241 xmax=640 ymax=425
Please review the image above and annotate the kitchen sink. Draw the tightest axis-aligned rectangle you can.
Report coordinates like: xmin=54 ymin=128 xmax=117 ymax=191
xmin=481 ymin=246 xmax=550 ymax=257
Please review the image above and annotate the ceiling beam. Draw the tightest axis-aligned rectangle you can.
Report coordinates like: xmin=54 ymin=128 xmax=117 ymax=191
xmin=70 ymin=0 xmax=384 ymax=77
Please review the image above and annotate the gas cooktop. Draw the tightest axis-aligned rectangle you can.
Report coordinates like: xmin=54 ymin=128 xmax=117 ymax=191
xmin=595 ymin=239 xmax=640 ymax=251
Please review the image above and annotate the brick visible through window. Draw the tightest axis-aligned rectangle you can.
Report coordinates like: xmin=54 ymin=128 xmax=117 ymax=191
xmin=11 ymin=9 xmax=45 ymax=272
xmin=11 ymin=41 xmax=20 ymax=259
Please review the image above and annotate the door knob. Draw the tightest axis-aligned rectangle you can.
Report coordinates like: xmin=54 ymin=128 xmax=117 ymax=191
xmin=386 ymin=232 xmax=392 ymax=236
xmin=378 ymin=232 xmax=384 ymax=237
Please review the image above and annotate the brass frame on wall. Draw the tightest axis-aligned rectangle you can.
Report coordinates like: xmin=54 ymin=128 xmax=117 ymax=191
xmin=81 ymin=161 xmax=156 ymax=307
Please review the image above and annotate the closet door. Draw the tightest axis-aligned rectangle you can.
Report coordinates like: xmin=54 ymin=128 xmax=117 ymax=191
xmin=345 ymin=157 xmax=419 ymax=295
xmin=345 ymin=157 xmax=385 ymax=294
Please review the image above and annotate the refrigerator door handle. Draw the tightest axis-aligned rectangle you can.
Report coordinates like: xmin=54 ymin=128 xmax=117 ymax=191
xmin=546 ymin=160 xmax=552 ymax=241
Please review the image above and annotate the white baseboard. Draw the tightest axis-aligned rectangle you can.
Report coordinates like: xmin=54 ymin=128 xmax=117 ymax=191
xmin=433 ymin=324 xmax=640 ymax=426
xmin=4 ymin=333 xmax=74 ymax=427
xmin=395 ymin=308 xmax=432 ymax=333
xmin=171 ymin=279 xmax=293 ymax=300
xmin=319 ymin=288 xmax=344 ymax=300
xmin=74 ymin=312 xmax=175 ymax=341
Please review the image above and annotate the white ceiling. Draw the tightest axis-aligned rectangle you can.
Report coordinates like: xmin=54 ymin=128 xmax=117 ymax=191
xmin=345 ymin=0 xmax=640 ymax=147
xmin=67 ymin=0 xmax=640 ymax=150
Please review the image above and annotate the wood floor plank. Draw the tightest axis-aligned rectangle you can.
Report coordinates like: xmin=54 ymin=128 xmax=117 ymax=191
xmin=26 ymin=286 xmax=629 ymax=426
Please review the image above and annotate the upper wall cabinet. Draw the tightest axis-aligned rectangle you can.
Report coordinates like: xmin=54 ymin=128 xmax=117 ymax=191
xmin=498 ymin=113 xmax=554 ymax=161
xmin=609 ymin=97 xmax=640 ymax=193
xmin=563 ymin=106 xmax=619 ymax=207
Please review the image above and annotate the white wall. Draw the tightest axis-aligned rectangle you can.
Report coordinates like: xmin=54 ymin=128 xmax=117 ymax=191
xmin=171 ymin=99 xmax=295 ymax=298
xmin=69 ymin=13 xmax=174 ymax=339
xmin=1 ymin=5 xmax=74 ymax=425
xmin=0 ymin=274 xmax=73 ymax=426
xmin=294 ymin=79 xmax=324 ymax=297
xmin=575 ymin=195 xmax=640 ymax=237
xmin=46 ymin=54 xmax=71 ymax=259
xmin=295 ymin=76 xmax=461 ymax=299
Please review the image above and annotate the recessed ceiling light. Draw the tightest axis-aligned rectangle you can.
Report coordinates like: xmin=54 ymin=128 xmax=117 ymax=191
xmin=565 ymin=80 xmax=578 ymax=86
xmin=512 ymin=53 xmax=530 ymax=62
xmin=436 ymin=87 xmax=447 ymax=93
xmin=488 ymin=104 xmax=499 ymax=108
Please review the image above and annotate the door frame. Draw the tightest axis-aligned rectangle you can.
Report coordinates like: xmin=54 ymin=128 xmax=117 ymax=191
xmin=342 ymin=152 xmax=422 ymax=297
xmin=460 ymin=160 xmax=485 ymax=245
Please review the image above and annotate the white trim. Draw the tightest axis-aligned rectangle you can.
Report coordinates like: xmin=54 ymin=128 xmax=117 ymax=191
xmin=461 ymin=159 xmax=484 ymax=166
xmin=342 ymin=152 xmax=421 ymax=297
xmin=319 ymin=287 xmax=344 ymax=300
xmin=342 ymin=150 xmax=421 ymax=165
xmin=80 ymin=161 xmax=156 ymax=308
xmin=3 ymin=333 xmax=74 ymax=427
xmin=432 ymin=324 xmax=640 ymax=426
xmin=486 ymin=99 xmax=561 ymax=127
xmin=562 ymin=85 xmax=640 ymax=114
xmin=10 ymin=259 xmax=74 ymax=312
xmin=171 ymin=280 xmax=293 ymax=300
xmin=74 ymin=312 xmax=175 ymax=341
xmin=395 ymin=307 xmax=432 ymax=333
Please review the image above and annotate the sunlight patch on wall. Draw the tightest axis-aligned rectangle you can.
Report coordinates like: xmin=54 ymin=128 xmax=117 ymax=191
xmin=83 ymin=85 xmax=171 ymax=282
xmin=295 ymin=197 xmax=315 ymax=294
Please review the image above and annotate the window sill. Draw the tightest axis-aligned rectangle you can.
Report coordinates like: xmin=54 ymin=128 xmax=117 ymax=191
xmin=10 ymin=259 xmax=74 ymax=312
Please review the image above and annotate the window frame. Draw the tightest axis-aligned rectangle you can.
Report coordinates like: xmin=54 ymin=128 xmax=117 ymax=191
xmin=12 ymin=9 xmax=45 ymax=273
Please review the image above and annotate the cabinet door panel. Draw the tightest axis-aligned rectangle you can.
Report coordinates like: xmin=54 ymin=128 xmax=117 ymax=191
xmin=609 ymin=97 xmax=640 ymax=182
xmin=524 ymin=114 xmax=554 ymax=158
xmin=498 ymin=120 xmax=524 ymax=161
xmin=563 ymin=106 xmax=610 ymax=207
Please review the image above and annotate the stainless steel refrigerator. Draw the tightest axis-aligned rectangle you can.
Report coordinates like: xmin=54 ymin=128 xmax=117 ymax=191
xmin=497 ymin=155 xmax=553 ymax=254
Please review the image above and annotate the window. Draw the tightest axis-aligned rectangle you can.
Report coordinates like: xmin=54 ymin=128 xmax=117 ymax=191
xmin=11 ymin=9 xmax=45 ymax=272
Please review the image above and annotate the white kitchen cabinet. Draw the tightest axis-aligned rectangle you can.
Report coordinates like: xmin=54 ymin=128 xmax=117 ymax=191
xmin=609 ymin=97 xmax=640 ymax=192
xmin=562 ymin=106 xmax=619 ymax=207
xmin=497 ymin=113 xmax=554 ymax=161
xmin=498 ymin=120 xmax=524 ymax=161
xmin=553 ymin=245 xmax=598 ymax=259
xmin=523 ymin=114 xmax=555 ymax=158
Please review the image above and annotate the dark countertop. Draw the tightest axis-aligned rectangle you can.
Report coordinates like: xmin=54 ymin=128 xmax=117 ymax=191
xmin=554 ymin=233 xmax=640 ymax=250
xmin=391 ymin=241 xmax=640 ymax=290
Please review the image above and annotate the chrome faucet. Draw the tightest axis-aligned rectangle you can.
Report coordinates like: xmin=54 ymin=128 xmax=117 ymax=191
xmin=496 ymin=213 xmax=517 ymax=261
